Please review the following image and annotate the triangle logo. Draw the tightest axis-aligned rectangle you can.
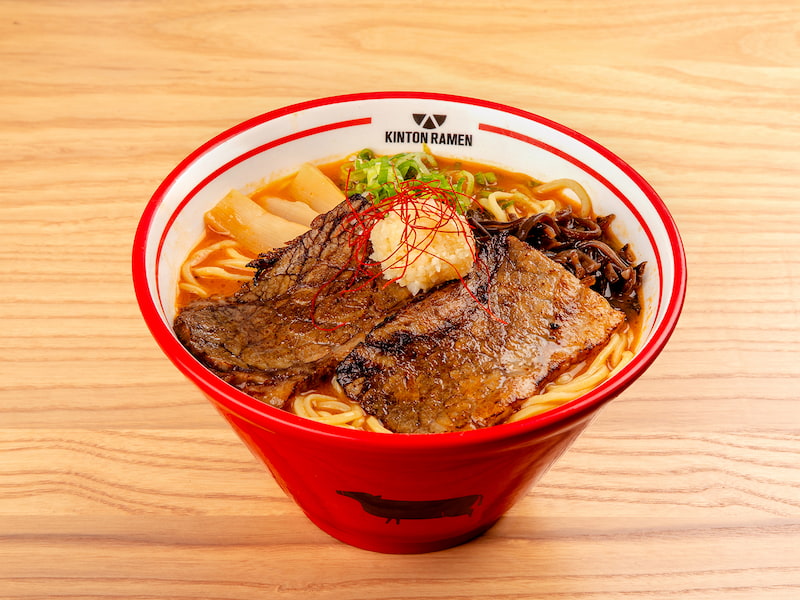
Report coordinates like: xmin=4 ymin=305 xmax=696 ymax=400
xmin=413 ymin=113 xmax=448 ymax=130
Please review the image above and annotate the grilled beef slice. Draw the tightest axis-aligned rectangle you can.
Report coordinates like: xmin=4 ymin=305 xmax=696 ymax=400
xmin=173 ymin=197 xmax=412 ymax=408
xmin=335 ymin=234 xmax=625 ymax=433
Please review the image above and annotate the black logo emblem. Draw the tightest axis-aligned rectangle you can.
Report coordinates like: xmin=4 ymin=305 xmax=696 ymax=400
xmin=413 ymin=113 xmax=447 ymax=130
xmin=337 ymin=490 xmax=482 ymax=524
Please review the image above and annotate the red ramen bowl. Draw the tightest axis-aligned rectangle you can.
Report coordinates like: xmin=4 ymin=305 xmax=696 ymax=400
xmin=132 ymin=92 xmax=686 ymax=553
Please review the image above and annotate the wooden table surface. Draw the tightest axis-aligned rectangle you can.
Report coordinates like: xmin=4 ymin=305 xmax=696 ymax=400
xmin=2 ymin=1 xmax=799 ymax=598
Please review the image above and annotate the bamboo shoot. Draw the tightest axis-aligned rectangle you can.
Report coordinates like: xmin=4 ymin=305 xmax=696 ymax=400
xmin=205 ymin=189 xmax=309 ymax=253
xmin=288 ymin=163 xmax=345 ymax=213
xmin=257 ymin=196 xmax=319 ymax=227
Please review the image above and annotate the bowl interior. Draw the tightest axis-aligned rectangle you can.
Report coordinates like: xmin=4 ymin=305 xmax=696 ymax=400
xmin=135 ymin=92 xmax=685 ymax=434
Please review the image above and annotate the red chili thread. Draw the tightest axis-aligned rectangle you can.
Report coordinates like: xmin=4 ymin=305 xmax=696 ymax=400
xmin=310 ymin=174 xmax=505 ymax=330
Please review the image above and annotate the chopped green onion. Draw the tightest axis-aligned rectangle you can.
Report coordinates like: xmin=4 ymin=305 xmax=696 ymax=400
xmin=345 ymin=148 xmax=475 ymax=213
xmin=475 ymin=172 xmax=497 ymax=186
xmin=499 ymin=198 xmax=516 ymax=210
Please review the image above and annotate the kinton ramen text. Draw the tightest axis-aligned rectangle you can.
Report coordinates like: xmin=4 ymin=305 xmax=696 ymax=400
xmin=384 ymin=131 xmax=474 ymax=146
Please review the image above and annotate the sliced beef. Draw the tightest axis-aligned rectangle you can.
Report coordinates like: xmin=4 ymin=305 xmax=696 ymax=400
xmin=173 ymin=196 xmax=413 ymax=408
xmin=335 ymin=234 xmax=625 ymax=433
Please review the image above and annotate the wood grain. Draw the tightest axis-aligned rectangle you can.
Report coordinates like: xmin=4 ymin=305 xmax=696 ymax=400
xmin=1 ymin=0 xmax=798 ymax=598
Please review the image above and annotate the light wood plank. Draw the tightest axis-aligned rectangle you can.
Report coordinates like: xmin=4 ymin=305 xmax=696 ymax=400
xmin=1 ymin=0 xmax=798 ymax=598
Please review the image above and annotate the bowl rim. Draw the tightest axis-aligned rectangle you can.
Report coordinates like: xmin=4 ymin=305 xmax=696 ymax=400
xmin=132 ymin=91 xmax=687 ymax=451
